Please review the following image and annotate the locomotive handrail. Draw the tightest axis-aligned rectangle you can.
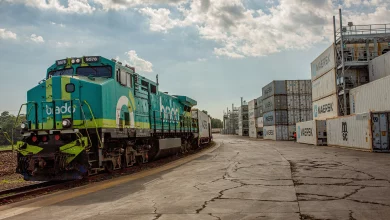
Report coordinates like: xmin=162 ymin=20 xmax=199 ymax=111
xmin=82 ymin=100 xmax=102 ymax=148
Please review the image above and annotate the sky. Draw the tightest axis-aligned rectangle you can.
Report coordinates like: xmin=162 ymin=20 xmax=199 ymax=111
xmin=0 ymin=0 xmax=389 ymax=120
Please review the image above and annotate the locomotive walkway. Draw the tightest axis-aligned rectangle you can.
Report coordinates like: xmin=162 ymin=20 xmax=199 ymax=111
xmin=1 ymin=135 xmax=390 ymax=219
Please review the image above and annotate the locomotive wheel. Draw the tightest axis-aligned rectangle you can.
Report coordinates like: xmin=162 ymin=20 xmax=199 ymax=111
xmin=136 ymin=156 xmax=143 ymax=165
xmin=104 ymin=161 xmax=114 ymax=173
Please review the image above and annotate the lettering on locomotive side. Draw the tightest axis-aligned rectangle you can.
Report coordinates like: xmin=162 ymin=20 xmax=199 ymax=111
xmin=301 ymin=128 xmax=313 ymax=136
xmin=160 ymin=97 xmax=179 ymax=122
xmin=46 ymin=103 xmax=76 ymax=115
xmin=316 ymin=54 xmax=331 ymax=72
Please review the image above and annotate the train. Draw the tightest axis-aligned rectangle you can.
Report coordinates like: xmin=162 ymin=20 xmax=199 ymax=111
xmin=14 ymin=56 xmax=212 ymax=181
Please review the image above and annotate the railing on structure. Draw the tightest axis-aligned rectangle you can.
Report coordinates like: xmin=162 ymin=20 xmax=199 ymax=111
xmin=335 ymin=24 xmax=390 ymax=42
xmin=151 ymin=111 xmax=198 ymax=134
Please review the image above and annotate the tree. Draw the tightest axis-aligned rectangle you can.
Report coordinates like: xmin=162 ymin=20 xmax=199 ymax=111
xmin=0 ymin=111 xmax=25 ymax=145
xmin=211 ymin=118 xmax=223 ymax=128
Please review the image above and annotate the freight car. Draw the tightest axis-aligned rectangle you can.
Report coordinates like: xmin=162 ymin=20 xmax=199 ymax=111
xmin=14 ymin=56 xmax=210 ymax=181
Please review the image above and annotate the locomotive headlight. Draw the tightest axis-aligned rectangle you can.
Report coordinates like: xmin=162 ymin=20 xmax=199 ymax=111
xmin=71 ymin=59 xmax=75 ymax=64
xmin=20 ymin=123 xmax=26 ymax=129
xmin=75 ymin=58 xmax=81 ymax=63
xmin=62 ymin=119 xmax=72 ymax=128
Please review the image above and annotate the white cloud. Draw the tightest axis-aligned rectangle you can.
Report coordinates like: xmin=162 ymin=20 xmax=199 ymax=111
xmin=139 ymin=0 xmax=390 ymax=58
xmin=0 ymin=28 xmax=17 ymax=40
xmin=122 ymin=50 xmax=153 ymax=73
xmin=93 ymin=0 xmax=187 ymax=11
xmin=55 ymin=41 xmax=71 ymax=47
xmin=30 ymin=34 xmax=44 ymax=43
xmin=50 ymin=21 xmax=66 ymax=27
xmin=3 ymin=0 xmax=95 ymax=14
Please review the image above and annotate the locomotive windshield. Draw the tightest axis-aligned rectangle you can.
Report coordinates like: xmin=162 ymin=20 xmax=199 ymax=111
xmin=48 ymin=68 xmax=74 ymax=78
xmin=76 ymin=66 xmax=112 ymax=78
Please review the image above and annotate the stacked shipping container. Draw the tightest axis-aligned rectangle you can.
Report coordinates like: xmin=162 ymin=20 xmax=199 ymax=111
xmin=255 ymin=96 xmax=263 ymax=138
xmin=248 ymin=99 xmax=257 ymax=138
xmin=238 ymin=105 xmax=249 ymax=136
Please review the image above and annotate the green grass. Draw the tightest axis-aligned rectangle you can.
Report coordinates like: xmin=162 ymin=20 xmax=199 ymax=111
xmin=0 ymin=145 xmax=12 ymax=151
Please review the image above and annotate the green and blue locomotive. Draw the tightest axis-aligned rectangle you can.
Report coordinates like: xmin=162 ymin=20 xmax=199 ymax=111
xmin=15 ymin=56 xmax=206 ymax=181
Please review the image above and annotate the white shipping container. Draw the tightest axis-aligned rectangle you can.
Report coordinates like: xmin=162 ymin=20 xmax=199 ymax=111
xmin=249 ymin=125 xmax=257 ymax=138
xmin=327 ymin=114 xmax=372 ymax=150
xmin=286 ymin=80 xmax=299 ymax=94
xmin=372 ymin=113 xmax=389 ymax=150
xmin=192 ymin=109 xmax=211 ymax=141
xmin=369 ymin=51 xmax=390 ymax=82
xmin=350 ymin=75 xmax=390 ymax=114
xmin=311 ymin=44 xmax=335 ymax=81
xmin=264 ymin=125 xmax=289 ymax=141
xmin=311 ymin=69 xmax=337 ymax=102
xmin=296 ymin=120 xmax=327 ymax=146
xmin=257 ymin=117 xmax=264 ymax=127
xmin=312 ymin=94 xmax=338 ymax=120
xmin=248 ymin=99 xmax=256 ymax=110
xmin=249 ymin=118 xmax=256 ymax=127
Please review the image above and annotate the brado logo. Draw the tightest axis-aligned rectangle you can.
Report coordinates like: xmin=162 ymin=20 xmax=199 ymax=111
xmin=46 ymin=103 xmax=76 ymax=115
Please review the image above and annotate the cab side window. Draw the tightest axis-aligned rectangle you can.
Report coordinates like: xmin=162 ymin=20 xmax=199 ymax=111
xmin=117 ymin=68 xmax=132 ymax=88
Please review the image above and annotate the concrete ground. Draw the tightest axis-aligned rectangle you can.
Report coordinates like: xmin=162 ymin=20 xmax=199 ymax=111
xmin=2 ymin=134 xmax=390 ymax=220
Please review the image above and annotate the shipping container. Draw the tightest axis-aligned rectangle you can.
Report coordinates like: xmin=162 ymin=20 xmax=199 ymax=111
xmin=293 ymin=95 xmax=300 ymax=109
xmin=350 ymin=75 xmax=390 ymax=114
xmin=372 ymin=113 xmax=389 ymax=151
xmin=262 ymin=95 xmax=287 ymax=113
xmin=288 ymin=109 xmax=300 ymax=125
xmin=254 ymin=106 xmax=263 ymax=118
xmin=263 ymin=110 xmax=288 ymax=126
xmin=327 ymin=114 xmax=372 ymax=150
xmin=256 ymin=96 xmax=263 ymax=107
xmin=311 ymin=44 xmax=336 ymax=81
xmin=264 ymin=125 xmax=289 ymax=140
xmin=256 ymin=127 xmax=263 ymax=139
xmin=192 ymin=109 xmax=212 ymax=143
xmin=296 ymin=120 xmax=327 ymax=146
xmin=312 ymin=94 xmax=338 ymax=120
xmin=262 ymin=81 xmax=287 ymax=99
xmin=311 ymin=69 xmax=337 ymax=102
xmin=257 ymin=117 xmax=263 ymax=128
xmin=287 ymin=95 xmax=300 ymax=110
xmin=248 ymin=99 xmax=256 ymax=110
xmin=299 ymin=94 xmax=312 ymax=109
xmin=248 ymin=108 xmax=255 ymax=119
xmin=298 ymin=80 xmax=312 ymax=94
xmin=369 ymin=51 xmax=390 ymax=82
xmin=286 ymin=80 xmax=299 ymax=94
xmin=249 ymin=118 xmax=256 ymax=127
xmin=249 ymin=125 xmax=257 ymax=138
xmin=288 ymin=125 xmax=296 ymax=140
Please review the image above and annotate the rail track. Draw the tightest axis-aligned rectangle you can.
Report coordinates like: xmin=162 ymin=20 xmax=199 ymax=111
xmin=0 ymin=142 xmax=215 ymax=206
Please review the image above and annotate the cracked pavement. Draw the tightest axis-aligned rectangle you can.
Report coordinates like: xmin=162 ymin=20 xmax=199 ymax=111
xmin=4 ymin=134 xmax=390 ymax=220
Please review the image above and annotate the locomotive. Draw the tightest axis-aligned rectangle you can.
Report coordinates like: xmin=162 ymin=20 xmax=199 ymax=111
xmin=14 ymin=56 xmax=212 ymax=181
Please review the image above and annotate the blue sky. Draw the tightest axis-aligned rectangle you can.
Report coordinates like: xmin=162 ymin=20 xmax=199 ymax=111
xmin=0 ymin=0 xmax=389 ymax=120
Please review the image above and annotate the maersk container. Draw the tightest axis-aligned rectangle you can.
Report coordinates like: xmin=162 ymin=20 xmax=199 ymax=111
xmin=296 ymin=120 xmax=327 ymax=146
xmin=262 ymin=81 xmax=287 ymax=99
xmin=288 ymin=109 xmax=300 ymax=125
xmin=248 ymin=99 xmax=256 ymax=110
xmin=249 ymin=125 xmax=257 ymax=138
xmin=350 ymin=75 xmax=390 ymax=114
xmin=263 ymin=110 xmax=288 ymax=126
xmin=286 ymin=80 xmax=299 ymax=94
xmin=311 ymin=44 xmax=335 ymax=81
xmin=264 ymin=125 xmax=288 ymax=141
xmin=262 ymin=95 xmax=287 ymax=113
xmin=369 ymin=51 xmax=390 ymax=82
xmin=288 ymin=125 xmax=296 ymax=140
xmin=327 ymin=114 xmax=373 ymax=151
xmin=311 ymin=69 xmax=336 ymax=102
xmin=312 ymin=94 xmax=338 ymax=120
xmin=257 ymin=117 xmax=263 ymax=128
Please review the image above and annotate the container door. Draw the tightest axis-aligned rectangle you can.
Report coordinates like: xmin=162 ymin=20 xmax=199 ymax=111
xmin=379 ymin=113 xmax=388 ymax=150
xmin=372 ymin=113 xmax=384 ymax=150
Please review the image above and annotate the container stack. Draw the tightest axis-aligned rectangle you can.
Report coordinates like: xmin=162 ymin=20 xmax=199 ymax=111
xmin=286 ymin=80 xmax=313 ymax=140
xmin=262 ymin=81 xmax=289 ymax=140
xmin=311 ymin=44 xmax=338 ymax=120
xmin=255 ymin=96 xmax=263 ymax=138
xmin=238 ymin=105 xmax=249 ymax=136
xmin=248 ymin=99 xmax=257 ymax=138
